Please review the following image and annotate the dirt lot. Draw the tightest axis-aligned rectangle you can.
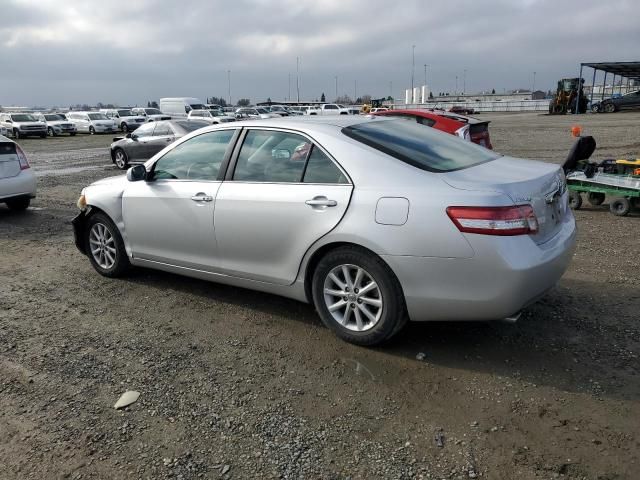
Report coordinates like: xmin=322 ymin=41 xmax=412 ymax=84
xmin=1 ymin=112 xmax=639 ymax=479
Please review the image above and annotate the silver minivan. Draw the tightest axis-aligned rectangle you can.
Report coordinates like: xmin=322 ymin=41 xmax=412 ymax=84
xmin=66 ymin=112 xmax=118 ymax=134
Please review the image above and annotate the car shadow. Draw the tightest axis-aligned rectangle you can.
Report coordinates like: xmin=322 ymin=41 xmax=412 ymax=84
xmin=118 ymin=268 xmax=639 ymax=402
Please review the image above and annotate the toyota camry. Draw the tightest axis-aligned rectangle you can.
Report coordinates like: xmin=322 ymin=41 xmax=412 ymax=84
xmin=72 ymin=116 xmax=576 ymax=346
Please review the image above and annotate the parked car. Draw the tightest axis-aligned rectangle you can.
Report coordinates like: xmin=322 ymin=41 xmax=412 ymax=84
xmin=100 ymin=109 xmax=146 ymax=132
xmin=66 ymin=112 xmax=118 ymax=134
xmin=374 ymin=109 xmax=493 ymax=149
xmin=159 ymin=97 xmax=207 ymax=118
xmin=34 ymin=113 xmax=77 ymax=136
xmin=0 ymin=135 xmax=36 ymax=211
xmin=266 ymin=105 xmax=291 ymax=116
xmin=593 ymin=89 xmax=640 ymax=113
xmin=109 ymin=120 xmax=209 ymax=169
xmin=318 ymin=104 xmax=350 ymax=115
xmin=369 ymin=108 xmax=389 ymax=113
xmin=303 ymin=105 xmax=321 ymax=115
xmin=449 ymin=105 xmax=475 ymax=115
xmin=187 ymin=109 xmax=236 ymax=124
xmin=235 ymin=107 xmax=279 ymax=119
xmin=72 ymin=116 xmax=575 ymax=346
xmin=0 ymin=113 xmax=47 ymax=139
xmin=131 ymin=107 xmax=172 ymax=122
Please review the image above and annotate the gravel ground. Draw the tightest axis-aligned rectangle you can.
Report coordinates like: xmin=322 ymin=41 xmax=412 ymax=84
xmin=1 ymin=113 xmax=639 ymax=479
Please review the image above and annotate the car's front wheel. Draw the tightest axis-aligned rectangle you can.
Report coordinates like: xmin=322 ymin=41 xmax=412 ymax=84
xmin=6 ymin=197 xmax=30 ymax=211
xmin=312 ymin=246 xmax=407 ymax=346
xmin=47 ymin=127 xmax=55 ymax=137
xmin=85 ymin=212 xmax=130 ymax=277
xmin=121 ymin=123 xmax=128 ymax=133
xmin=89 ymin=126 xmax=95 ymax=135
xmin=603 ymin=103 xmax=616 ymax=113
xmin=113 ymin=148 xmax=129 ymax=170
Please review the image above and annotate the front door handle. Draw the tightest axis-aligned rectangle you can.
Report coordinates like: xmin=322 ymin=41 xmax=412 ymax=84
xmin=305 ymin=196 xmax=337 ymax=207
xmin=191 ymin=193 xmax=213 ymax=202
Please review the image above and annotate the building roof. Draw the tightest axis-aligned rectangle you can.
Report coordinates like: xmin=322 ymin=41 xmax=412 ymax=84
xmin=581 ymin=62 xmax=640 ymax=80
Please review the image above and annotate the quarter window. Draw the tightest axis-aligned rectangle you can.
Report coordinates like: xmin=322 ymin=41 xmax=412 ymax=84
xmin=152 ymin=122 xmax=172 ymax=136
xmin=133 ymin=123 xmax=155 ymax=137
xmin=303 ymin=147 xmax=348 ymax=184
xmin=153 ymin=130 xmax=235 ymax=181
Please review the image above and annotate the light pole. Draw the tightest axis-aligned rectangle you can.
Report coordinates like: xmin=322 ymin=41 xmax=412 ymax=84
xmin=463 ymin=69 xmax=467 ymax=95
xmin=288 ymin=73 xmax=291 ymax=101
xmin=354 ymin=80 xmax=357 ymax=102
xmin=455 ymin=75 xmax=458 ymax=95
xmin=227 ymin=70 xmax=231 ymax=106
xmin=424 ymin=64 xmax=428 ymax=87
xmin=532 ymin=71 xmax=537 ymax=93
xmin=335 ymin=75 xmax=338 ymax=100
xmin=296 ymin=57 xmax=300 ymax=103
xmin=389 ymin=81 xmax=393 ymax=99
xmin=411 ymin=45 xmax=416 ymax=95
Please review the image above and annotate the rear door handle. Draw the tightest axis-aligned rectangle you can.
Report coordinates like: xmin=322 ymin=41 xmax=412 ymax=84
xmin=305 ymin=196 xmax=337 ymax=207
xmin=191 ymin=193 xmax=213 ymax=202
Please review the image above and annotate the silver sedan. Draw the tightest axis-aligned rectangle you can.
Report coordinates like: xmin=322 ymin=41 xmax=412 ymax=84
xmin=72 ymin=117 xmax=576 ymax=345
xmin=1 ymin=135 xmax=36 ymax=211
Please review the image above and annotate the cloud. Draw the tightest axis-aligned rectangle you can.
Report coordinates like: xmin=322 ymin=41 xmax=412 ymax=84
xmin=0 ymin=0 xmax=638 ymax=106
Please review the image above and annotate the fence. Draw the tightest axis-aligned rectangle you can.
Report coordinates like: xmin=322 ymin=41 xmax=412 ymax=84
xmin=393 ymin=100 xmax=550 ymax=113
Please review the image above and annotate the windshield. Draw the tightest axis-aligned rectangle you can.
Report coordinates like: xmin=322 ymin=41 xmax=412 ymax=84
xmin=45 ymin=114 xmax=65 ymax=121
xmin=11 ymin=114 xmax=38 ymax=122
xmin=145 ymin=108 xmax=161 ymax=114
xmin=176 ymin=120 xmax=210 ymax=132
xmin=256 ymin=108 xmax=268 ymax=114
xmin=342 ymin=120 xmax=499 ymax=172
xmin=88 ymin=113 xmax=109 ymax=120
xmin=118 ymin=109 xmax=134 ymax=117
xmin=189 ymin=104 xmax=206 ymax=110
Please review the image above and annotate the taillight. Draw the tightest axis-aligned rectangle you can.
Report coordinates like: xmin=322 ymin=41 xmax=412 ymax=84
xmin=446 ymin=205 xmax=538 ymax=236
xmin=15 ymin=144 xmax=30 ymax=170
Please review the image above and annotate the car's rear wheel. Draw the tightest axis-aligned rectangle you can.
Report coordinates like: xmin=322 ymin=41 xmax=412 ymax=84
xmin=113 ymin=148 xmax=129 ymax=170
xmin=13 ymin=129 xmax=20 ymax=139
xmin=312 ymin=246 xmax=407 ymax=346
xmin=568 ymin=191 xmax=582 ymax=210
xmin=603 ymin=103 xmax=616 ymax=113
xmin=85 ymin=212 xmax=130 ymax=277
xmin=6 ymin=197 xmax=30 ymax=211
xmin=89 ymin=126 xmax=95 ymax=135
xmin=121 ymin=123 xmax=128 ymax=133
xmin=587 ymin=192 xmax=605 ymax=206
xmin=609 ymin=197 xmax=630 ymax=216
xmin=591 ymin=104 xmax=600 ymax=113
xmin=47 ymin=127 xmax=55 ymax=137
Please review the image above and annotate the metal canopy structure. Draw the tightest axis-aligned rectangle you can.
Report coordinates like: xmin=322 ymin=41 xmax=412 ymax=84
xmin=576 ymin=61 xmax=640 ymax=114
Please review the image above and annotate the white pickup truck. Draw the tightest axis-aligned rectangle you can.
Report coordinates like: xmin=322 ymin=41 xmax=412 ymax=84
xmin=317 ymin=104 xmax=351 ymax=115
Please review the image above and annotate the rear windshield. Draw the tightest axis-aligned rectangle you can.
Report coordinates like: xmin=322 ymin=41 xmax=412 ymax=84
xmin=88 ymin=113 xmax=108 ymax=120
xmin=342 ymin=120 xmax=499 ymax=172
xmin=175 ymin=120 xmax=210 ymax=132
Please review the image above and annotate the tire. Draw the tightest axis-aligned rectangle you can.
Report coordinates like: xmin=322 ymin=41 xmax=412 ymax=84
xmin=47 ymin=127 xmax=55 ymax=137
xmin=85 ymin=212 xmax=130 ymax=277
xmin=311 ymin=246 xmax=408 ymax=346
xmin=568 ymin=191 xmax=582 ymax=210
xmin=70 ymin=132 xmax=76 ymax=136
xmin=603 ymin=103 xmax=615 ymax=113
xmin=113 ymin=148 xmax=129 ymax=170
xmin=609 ymin=197 xmax=630 ymax=216
xmin=121 ymin=123 xmax=129 ymax=133
xmin=631 ymin=197 xmax=640 ymax=210
xmin=40 ymin=133 xmax=47 ymax=138
xmin=5 ymin=197 xmax=30 ymax=211
xmin=89 ymin=126 xmax=95 ymax=135
xmin=587 ymin=192 xmax=605 ymax=206
xmin=591 ymin=104 xmax=600 ymax=113
xmin=13 ymin=129 xmax=20 ymax=139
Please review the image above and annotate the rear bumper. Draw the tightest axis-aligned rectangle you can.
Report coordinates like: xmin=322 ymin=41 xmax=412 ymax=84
xmin=383 ymin=212 xmax=577 ymax=322
xmin=0 ymin=171 xmax=37 ymax=201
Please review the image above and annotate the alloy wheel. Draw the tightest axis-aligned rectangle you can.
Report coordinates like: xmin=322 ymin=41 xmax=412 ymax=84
xmin=114 ymin=150 xmax=127 ymax=169
xmin=89 ymin=222 xmax=117 ymax=270
xmin=323 ymin=264 xmax=383 ymax=332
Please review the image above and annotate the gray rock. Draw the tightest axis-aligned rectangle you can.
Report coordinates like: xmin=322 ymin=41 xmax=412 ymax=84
xmin=113 ymin=391 xmax=140 ymax=410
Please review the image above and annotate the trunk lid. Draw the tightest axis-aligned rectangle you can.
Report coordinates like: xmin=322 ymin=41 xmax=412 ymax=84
xmin=0 ymin=142 xmax=20 ymax=179
xmin=442 ymin=156 xmax=567 ymax=244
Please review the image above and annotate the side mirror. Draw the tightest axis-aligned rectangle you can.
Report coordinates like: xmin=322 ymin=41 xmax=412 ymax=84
xmin=126 ymin=164 xmax=147 ymax=182
xmin=125 ymin=132 xmax=132 ymax=139
xmin=130 ymin=133 xmax=138 ymax=141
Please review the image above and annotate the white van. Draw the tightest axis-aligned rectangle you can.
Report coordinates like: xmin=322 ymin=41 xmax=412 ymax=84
xmin=159 ymin=98 xmax=207 ymax=118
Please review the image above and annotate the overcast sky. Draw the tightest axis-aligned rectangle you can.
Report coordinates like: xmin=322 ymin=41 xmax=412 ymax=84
xmin=2 ymin=0 xmax=638 ymax=107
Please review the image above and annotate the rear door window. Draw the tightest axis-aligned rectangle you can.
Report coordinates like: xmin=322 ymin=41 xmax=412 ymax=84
xmin=342 ymin=119 xmax=499 ymax=172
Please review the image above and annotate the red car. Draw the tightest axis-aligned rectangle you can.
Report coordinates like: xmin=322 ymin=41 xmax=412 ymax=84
xmin=374 ymin=109 xmax=493 ymax=149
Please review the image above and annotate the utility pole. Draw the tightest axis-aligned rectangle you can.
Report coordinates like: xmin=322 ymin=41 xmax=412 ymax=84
xmin=455 ymin=75 xmax=458 ymax=94
xmin=411 ymin=45 xmax=416 ymax=95
xmin=227 ymin=70 xmax=231 ymax=106
xmin=288 ymin=73 xmax=291 ymax=101
xmin=296 ymin=57 xmax=300 ymax=103
xmin=335 ymin=75 xmax=338 ymax=100
xmin=354 ymin=80 xmax=357 ymax=102
xmin=389 ymin=81 xmax=393 ymax=99
xmin=424 ymin=64 xmax=428 ymax=87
